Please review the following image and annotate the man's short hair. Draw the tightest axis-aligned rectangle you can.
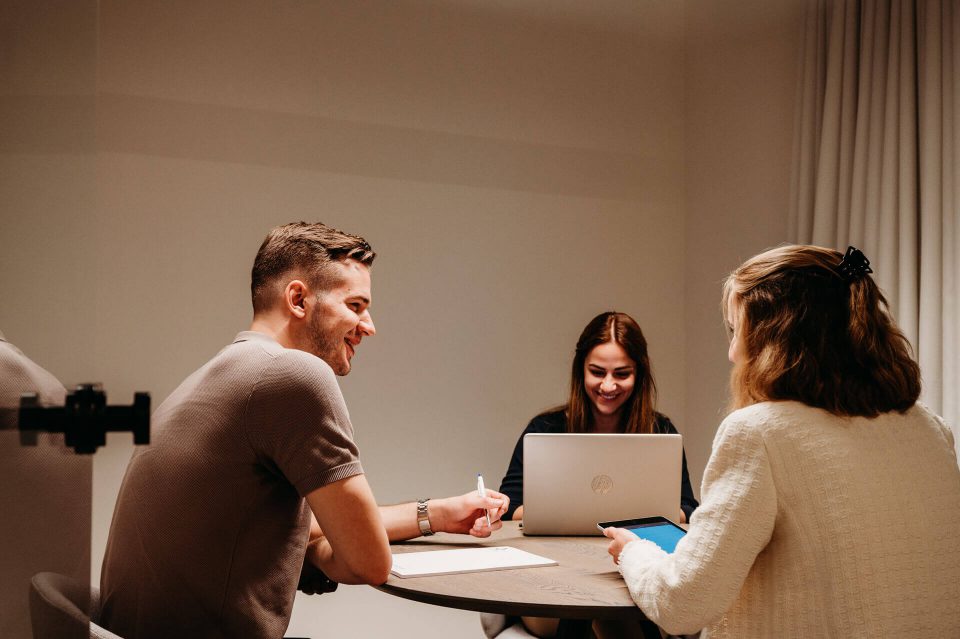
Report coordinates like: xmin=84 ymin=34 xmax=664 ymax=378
xmin=251 ymin=222 xmax=376 ymax=313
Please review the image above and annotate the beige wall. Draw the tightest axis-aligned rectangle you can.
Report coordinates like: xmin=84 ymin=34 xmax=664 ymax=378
xmin=0 ymin=1 xmax=801 ymax=636
xmin=681 ymin=0 xmax=805 ymax=490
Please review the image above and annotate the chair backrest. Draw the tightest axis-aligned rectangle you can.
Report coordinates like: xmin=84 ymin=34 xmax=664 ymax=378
xmin=29 ymin=572 xmax=122 ymax=639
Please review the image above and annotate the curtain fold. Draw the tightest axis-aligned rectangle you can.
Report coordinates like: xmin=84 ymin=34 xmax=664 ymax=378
xmin=790 ymin=0 xmax=960 ymax=442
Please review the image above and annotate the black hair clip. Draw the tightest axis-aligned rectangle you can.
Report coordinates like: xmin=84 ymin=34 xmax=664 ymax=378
xmin=836 ymin=246 xmax=873 ymax=282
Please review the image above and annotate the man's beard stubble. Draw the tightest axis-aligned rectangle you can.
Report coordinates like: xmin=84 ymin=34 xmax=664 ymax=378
xmin=307 ymin=305 xmax=350 ymax=376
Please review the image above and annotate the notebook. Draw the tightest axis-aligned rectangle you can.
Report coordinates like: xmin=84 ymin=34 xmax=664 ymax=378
xmin=522 ymin=433 xmax=682 ymax=536
xmin=390 ymin=546 xmax=557 ymax=578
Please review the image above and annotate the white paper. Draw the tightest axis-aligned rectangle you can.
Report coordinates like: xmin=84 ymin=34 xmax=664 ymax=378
xmin=390 ymin=546 xmax=557 ymax=578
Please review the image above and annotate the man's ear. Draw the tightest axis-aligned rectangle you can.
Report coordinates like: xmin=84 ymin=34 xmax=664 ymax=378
xmin=284 ymin=280 xmax=309 ymax=319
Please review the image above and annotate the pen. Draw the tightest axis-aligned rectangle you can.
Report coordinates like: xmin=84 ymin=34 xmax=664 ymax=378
xmin=477 ymin=473 xmax=492 ymax=528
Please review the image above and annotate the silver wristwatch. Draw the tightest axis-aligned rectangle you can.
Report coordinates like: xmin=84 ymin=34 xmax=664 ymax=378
xmin=417 ymin=498 xmax=434 ymax=536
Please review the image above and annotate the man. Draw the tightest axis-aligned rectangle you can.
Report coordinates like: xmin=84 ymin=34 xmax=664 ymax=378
xmin=100 ymin=222 xmax=507 ymax=638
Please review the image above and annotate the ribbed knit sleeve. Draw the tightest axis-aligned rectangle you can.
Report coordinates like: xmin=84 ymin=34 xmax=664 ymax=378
xmin=618 ymin=408 xmax=777 ymax=635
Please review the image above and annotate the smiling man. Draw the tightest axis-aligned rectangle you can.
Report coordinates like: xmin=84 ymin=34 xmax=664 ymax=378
xmin=99 ymin=222 xmax=507 ymax=639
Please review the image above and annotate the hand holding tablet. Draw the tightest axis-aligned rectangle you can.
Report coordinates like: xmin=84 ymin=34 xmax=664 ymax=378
xmin=598 ymin=516 xmax=687 ymax=556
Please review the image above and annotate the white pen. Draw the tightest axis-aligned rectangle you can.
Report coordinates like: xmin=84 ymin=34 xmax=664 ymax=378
xmin=477 ymin=473 xmax=492 ymax=528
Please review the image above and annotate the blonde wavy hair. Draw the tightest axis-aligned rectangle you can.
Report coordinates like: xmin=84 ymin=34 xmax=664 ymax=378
xmin=722 ymin=245 xmax=920 ymax=417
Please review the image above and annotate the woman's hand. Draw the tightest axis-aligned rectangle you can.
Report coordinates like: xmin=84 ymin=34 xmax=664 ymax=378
xmin=431 ymin=489 xmax=510 ymax=537
xmin=602 ymin=527 xmax=639 ymax=564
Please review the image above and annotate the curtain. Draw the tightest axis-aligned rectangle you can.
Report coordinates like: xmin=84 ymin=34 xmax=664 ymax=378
xmin=790 ymin=0 xmax=960 ymax=444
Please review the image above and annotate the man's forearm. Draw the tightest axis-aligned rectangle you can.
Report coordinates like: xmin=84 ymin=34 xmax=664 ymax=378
xmin=379 ymin=502 xmax=423 ymax=542
xmin=305 ymin=536 xmax=383 ymax=584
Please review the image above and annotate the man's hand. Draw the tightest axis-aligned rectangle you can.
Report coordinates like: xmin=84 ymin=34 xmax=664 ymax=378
xmin=602 ymin=527 xmax=639 ymax=564
xmin=431 ymin=489 xmax=510 ymax=538
xmin=299 ymin=513 xmax=339 ymax=594
xmin=298 ymin=547 xmax=339 ymax=595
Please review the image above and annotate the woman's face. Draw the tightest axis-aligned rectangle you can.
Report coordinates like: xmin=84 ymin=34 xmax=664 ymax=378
xmin=583 ymin=341 xmax=636 ymax=419
xmin=727 ymin=295 xmax=745 ymax=364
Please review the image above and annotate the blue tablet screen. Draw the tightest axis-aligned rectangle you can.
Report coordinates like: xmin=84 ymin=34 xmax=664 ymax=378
xmin=625 ymin=522 xmax=686 ymax=553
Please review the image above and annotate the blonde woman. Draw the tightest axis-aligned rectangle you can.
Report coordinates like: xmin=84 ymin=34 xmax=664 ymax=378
xmin=603 ymin=246 xmax=960 ymax=638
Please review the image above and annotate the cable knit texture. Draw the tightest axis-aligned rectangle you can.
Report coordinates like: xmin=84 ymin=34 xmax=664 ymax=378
xmin=617 ymin=401 xmax=960 ymax=638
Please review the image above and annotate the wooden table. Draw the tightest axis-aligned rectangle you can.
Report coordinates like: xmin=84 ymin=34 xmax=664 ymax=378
xmin=377 ymin=521 xmax=645 ymax=620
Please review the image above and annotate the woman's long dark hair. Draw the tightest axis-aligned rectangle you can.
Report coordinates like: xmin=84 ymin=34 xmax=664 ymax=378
xmin=559 ymin=311 xmax=658 ymax=434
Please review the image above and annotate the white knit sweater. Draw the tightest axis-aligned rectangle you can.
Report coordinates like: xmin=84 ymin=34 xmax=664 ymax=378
xmin=618 ymin=401 xmax=960 ymax=638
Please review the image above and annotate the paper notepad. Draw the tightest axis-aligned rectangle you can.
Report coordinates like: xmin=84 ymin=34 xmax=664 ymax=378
xmin=390 ymin=546 xmax=557 ymax=578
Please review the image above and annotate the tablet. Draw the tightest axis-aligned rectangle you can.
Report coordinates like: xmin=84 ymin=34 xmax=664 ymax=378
xmin=597 ymin=516 xmax=687 ymax=553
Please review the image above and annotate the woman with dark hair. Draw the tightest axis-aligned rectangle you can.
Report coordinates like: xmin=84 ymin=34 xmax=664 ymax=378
xmin=602 ymin=246 xmax=960 ymax=638
xmin=493 ymin=312 xmax=699 ymax=639
xmin=499 ymin=311 xmax=698 ymax=525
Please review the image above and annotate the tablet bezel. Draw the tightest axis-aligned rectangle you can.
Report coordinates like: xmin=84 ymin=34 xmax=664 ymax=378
xmin=596 ymin=515 xmax=685 ymax=532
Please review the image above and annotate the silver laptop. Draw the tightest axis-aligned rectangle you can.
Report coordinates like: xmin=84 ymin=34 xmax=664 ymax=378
xmin=522 ymin=433 xmax=682 ymax=536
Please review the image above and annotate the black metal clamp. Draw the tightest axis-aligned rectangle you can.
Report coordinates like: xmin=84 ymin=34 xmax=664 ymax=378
xmin=19 ymin=383 xmax=150 ymax=454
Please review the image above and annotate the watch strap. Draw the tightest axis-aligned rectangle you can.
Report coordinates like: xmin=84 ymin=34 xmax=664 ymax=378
xmin=417 ymin=498 xmax=434 ymax=536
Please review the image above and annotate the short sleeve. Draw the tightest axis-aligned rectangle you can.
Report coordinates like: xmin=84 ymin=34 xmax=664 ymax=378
xmin=498 ymin=411 xmax=565 ymax=520
xmin=243 ymin=351 xmax=363 ymax=496
xmin=499 ymin=425 xmax=530 ymax=520
xmin=655 ymin=414 xmax=700 ymax=519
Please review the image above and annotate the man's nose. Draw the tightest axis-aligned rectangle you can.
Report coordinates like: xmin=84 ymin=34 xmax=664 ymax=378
xmin=359 ymin=311 xmax=376 ymax=337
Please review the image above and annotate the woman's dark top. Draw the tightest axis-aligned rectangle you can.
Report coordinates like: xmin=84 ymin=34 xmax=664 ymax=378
xmin=498 ymin=409 xmax=700 ymax=521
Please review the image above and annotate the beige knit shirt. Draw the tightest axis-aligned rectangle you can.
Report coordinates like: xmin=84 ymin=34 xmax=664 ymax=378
xmin=618 ymin=401 xmax=960 ymax=638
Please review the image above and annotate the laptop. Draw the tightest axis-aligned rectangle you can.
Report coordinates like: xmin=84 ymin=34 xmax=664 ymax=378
xmin=521 ymin=433 xmax=682 ymax=536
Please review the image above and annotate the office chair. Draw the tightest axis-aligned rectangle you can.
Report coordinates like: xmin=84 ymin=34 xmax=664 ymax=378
xmin=29 ymin=572 xmax=123 ymax=639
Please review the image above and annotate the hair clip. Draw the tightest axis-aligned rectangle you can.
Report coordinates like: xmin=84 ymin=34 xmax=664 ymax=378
xmin=835 ymin=246 xmax=873 ymax=282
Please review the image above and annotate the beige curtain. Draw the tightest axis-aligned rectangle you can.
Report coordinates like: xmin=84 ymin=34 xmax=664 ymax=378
xmin=790 ymin=0 xmax=959 ymax=442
